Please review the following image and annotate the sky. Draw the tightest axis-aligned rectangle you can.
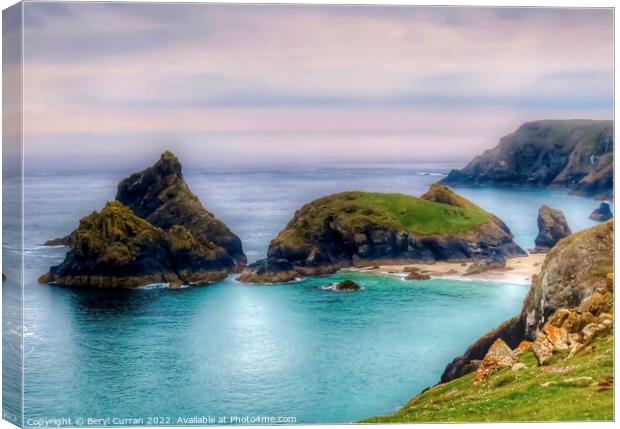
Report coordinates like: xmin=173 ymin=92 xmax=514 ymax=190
xmin=7 ymin=2 xmax=615 ymax=170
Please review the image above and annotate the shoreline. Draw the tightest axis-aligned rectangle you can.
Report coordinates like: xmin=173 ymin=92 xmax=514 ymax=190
xmin=342 ymin=253 xmax=547 ymax=285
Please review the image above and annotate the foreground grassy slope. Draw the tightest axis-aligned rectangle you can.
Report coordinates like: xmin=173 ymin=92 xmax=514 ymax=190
xmin=277 ymin=191 xmax=491 ymax=247
xmin=364 ymin=335 xmax=613 ymax=423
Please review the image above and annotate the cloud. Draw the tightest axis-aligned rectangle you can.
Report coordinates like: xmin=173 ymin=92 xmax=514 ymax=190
xmin=18 ymin=3 xmax=613 ymax=166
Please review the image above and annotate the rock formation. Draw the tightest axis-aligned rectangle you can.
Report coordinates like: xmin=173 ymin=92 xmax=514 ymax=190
xmin=589 ymin=202 xmax=613 ymax=222
xmin=238 ymin=184 xmax=525 ymax=283
xmin=534 ymin=205 xmax=572 ymax=250
xmin=116 ymin=151 xmax=246 ymax=269
xmin=40 ymin=152 xmax=245 ymax=288
xmin=405 ymin=270 xmax=431 ymax=281
xmin=441 ymin=120 xmax=613 ymax=200
xmin=38 ymin=201 xmax=233 ymax=288
xmin=464 ymin=254 xmax=506 ymax=275
xmin=43 ymin=234 xmax=75 ymax=246
xmin=473 ymin=285 xmax=612 ymax=383
xmin=441 ymin=220 xmax=613 ymax=383
xmin=334 ymin=279 xmax=361 ymax=292
xmin=473 ymin=338 xmax=515 ymax=383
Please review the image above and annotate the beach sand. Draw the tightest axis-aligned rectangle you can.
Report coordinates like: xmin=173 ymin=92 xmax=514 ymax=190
xmin=343 ymin=253 xmax=547 ymax=285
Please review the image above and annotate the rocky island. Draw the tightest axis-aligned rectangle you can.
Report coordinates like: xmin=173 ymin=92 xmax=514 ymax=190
xmin=441 ymin=120 xmax=613 ymax=200
xmin=590 ymin=202 xmax=613 ymax=222
xmin=239 ymin=184 xmax=525 ymax=283
xmin=39 ymin=152 xmax=245 ymax=288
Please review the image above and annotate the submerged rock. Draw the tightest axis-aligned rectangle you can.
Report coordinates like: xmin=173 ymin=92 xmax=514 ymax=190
xmin=589 ymin=202 xmax=613 ymax=222
xmin=240 ymin=184 xmax=524 ymax=283
xmin=534 ymin=205 xmax=571 ymax=250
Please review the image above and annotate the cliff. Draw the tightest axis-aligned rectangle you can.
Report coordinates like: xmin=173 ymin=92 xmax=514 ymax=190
xmin=441 ymin=120 xmax=613 ymax=200
xmin=441 ymin=220 xmax=613 ymax=382
xmin=239 ymin=185 xmax=525 ymax=283
xmin=366 ymin=221 xmax=613 ymax=423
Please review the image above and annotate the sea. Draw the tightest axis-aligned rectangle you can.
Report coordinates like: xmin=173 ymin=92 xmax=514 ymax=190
xmin=2 ymin=163 xmax=608 ymax=425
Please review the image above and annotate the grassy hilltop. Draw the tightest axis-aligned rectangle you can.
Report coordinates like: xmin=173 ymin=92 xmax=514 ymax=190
xmin=276 ymin=190 xmax=492 ymax=248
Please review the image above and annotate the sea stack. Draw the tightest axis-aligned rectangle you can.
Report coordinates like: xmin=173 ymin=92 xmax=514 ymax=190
xmin=116 ymin=151 xmax=246 ymax=269
xmin=39 ymin=152 xmax=245 ymax=288
xmin=589 ymin=202 xmax=613 ymax=222
xmin=239 ymin=184 xmax=525 ymax=283
xmin=534 ymin=205 xmax=572 ymax=251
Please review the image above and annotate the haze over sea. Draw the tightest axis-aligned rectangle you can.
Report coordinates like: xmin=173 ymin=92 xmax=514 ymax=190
xmin=3 ymin=163 xmax=607 ymax=424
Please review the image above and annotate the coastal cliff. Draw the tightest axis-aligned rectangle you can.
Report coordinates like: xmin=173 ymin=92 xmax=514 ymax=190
xmin=441 ymin=120 xmax=613 ymax=200
xmin=239 ymin=184 xmax=525 ymax=283
xmin=40 ymin=152 xmax=245 ymax=288
xmin=441 ymin=220 xmax=612 ymax=382
xmin=366 ymin=220 xmax=613 ymax=422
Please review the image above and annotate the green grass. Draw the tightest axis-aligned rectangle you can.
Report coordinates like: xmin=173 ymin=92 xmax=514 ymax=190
xmin=363 ymin=335 xmax=613 ymax=423
xmin=277 ymin=191 xmax=491 ymax=247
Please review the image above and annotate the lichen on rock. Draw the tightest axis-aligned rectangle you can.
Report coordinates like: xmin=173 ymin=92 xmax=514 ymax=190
xmin=442 ymin=220 xmax=613 ymax=382
xmin=474 ymin=339 xmax=515 ymax=383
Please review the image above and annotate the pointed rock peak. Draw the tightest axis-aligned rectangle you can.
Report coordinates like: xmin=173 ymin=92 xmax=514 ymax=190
xmin=538 ymin=204 xmax=566 ymax=219
xmin=103 ymin=200 xmax=127 ymax=212
xmin=420 ymin=184 xmax=476 ymax=209
xmin=154 ymin=150 xmax=183 ymax=177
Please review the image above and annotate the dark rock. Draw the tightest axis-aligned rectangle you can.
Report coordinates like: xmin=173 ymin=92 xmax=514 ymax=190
xmin=441 ymin=220 xmax=613 ymax=382
xmin=405 ymin=270 xmax=431 ymax=281
xmin=237 ymin=258 xmax=299 ymax=284
xmin=589 ymin=202 xmax=613 ymax=222
xmin=334 ymin=279 xmax=361 ymax=291
xmin=39 ymin=201 xmax=231 ymax=288
xmin=534 ymin=205 xmax=571 ymax=249
xmin=44 ymin=233 xmax=75 ymax=246
xmin=115 ymin=151 xmax=246 ymax=269
xmin=241 ymin=185 xmax=525 ymax=283
xmin=441 ymin=120 xmax=613 ymax=200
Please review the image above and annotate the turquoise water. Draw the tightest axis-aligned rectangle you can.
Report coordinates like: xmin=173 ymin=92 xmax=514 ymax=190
xmin=3 ymin=165 xmax=610 ymax=425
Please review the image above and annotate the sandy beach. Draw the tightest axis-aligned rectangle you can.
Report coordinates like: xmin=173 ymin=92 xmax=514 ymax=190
xmin=344 ymin=253 xmax=547 ymax=285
